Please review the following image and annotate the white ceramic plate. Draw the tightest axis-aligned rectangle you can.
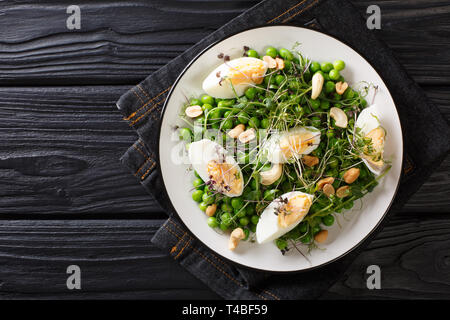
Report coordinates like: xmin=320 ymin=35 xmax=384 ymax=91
xmin=158 ymin=26 xmax=403 ymax=272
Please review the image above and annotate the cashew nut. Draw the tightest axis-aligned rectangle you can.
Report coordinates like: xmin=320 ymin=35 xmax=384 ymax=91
xmin=228 ymin=227 xmax=245 ymax=251
xmin=311 ymin=72 xmax=324 ymax=100
xmin=314 ymin=230 xmax=328 ymax=243
xmin=206 ymin=204 xmax=217 ymax=217
xmin=228 ymin=124 xmax=245 ymax=139
xmin=317 ymin=177 xmax=335 ymax=190
xmin=238 ymin=128 xmax=256 ymax=144
xmin=302 ymin=155 xmax=319 ymax=167
xmin=263 ymin=56 xmax=277 ymax=69
xmin=260 ymin=163 xmax=283 ymax=185
xmin=275 ymin=57 xmax=285 ymax=70
xmin=343 ymin=168 xmax=360 ymax=184
xmin=323 ymin=183 xmax=335 ymax=197
xmin=335 ymin=81 xmax=348 ymax=95
xmin=330 ymin=107 xmax=348 ymax=128
xmin=185 ymin=105 xmax=203 ymax=118
xmin=336 ymin=186 xmax=351 ymax=198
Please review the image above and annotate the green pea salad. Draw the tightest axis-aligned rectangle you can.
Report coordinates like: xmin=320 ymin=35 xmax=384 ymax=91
xmin=178 ymin=44 xmax=390 ymax=254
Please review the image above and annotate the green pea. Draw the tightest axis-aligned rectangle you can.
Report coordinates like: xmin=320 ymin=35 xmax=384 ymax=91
xmin=249 ymin=224 xmax=257 ymax=233
xmin=325 ymin=81 xmax=335 ymax=94
xmin=193 ymin=178 xmax=204 ymax=190
xmin=223 ymin=110 xmax=232 ymax=118
xmin=322 ymin=214 xmax=335 ymax=226
xmin=310 ymin=61 xmax=321 ymax=73
xmin=209 ymin=109 xmax=222 ymax=121
xmin=344 ymin=201 xmax=354 ymax=210
xmin=312 ymin=225 xmax=321 ymax=235
xmin=217 ymin=100 xmax=234 ymax=108
xmin=221 ymin=119 xmax=233 ymax=130
xmin=243 ymin=228 xmax=250 ymax=241
xmin=221 ymin=203 xmax=233 ymax=213
xmin=329 ymin=69 xmax=340 ymax=81
xmin=343 ymin=88 xmax=355 ymax=100
xmin=300 ymin=234 xmax=311 ymax=244
xmin=260 ymin=118 xmax=270 ymax=129
xmin=190 ymin=98 xmax=202 ymax=106
xmin=219 ymin=222 xmax=229 ymax=231
xmin=246 ymin=204 xmax=255 ymax=216
xmin=328 ymin=157 xmax=339 ymax=168
xmin=265 ymin=46 xmax=278 ymax=58
xmin=320 ymin=62 xmax=333 ymax=72
xmin=360 ymin=99 xmax=368 ymax=108
xmin=247 ymin=49 xmax=259 ymax=58
xmin=221 ymin=212 xmax=232 ymax=226
xmin=299 ymin=222 xmax=308 ymax=233
xmin=333 ymin=93 xmax=342 ymax=101
xmin=326 ymin=129 xmax=335 ymax=138
xmin=279 ymin=48 xmax=294 ymax=60
xmin=235 ymin=208 xmax=246 ymax=218
xmin=179 ymin=127 xmax=192 ymax=142
xmin=201 ymin=94 xmax=215 ymax=105
xmin=199 ymin=201 xmax=208 ymax=211
xmin=239 ymin=217 xmax=249 ymax=226
xmin=202 ymin=103 xmax=213 ymax=112
xmin=310 ymin=99 xmax=321 ymax=110
xmin=248 ymin=117 xmax=260 ymax=128
xmin=276 ymin=239 xmax=288 ymax=250
xmin=333 ymin=60 xmax=346 ymax=71
xmin=251 ymin=215 xmax=259 ymax=225
xmin=323 ymin=73 xmax=330 ymax=81
xmin=192 ymin=190 xmax=204 ymax=202
xmin=275 ymin=74 xmax=285 ymax=85
xmin=237 ymin=112 xmax=249 ymax=124
xmin=207 ymin=217 xmax=219 ymax=228
xmin=245 ymin=87 xmax=257 ymax=100
xmin=284 ymin=60 xmax=292 ymax=70
xmin=231 ymin=197 xmax=244 ymax=210
xmin=202 ymin=193 xmax=215 ymax=205
xmin=263 ymin=189 xmax=279 ymax=201
xmin=320 ymin=100 xmax=330 ymax=110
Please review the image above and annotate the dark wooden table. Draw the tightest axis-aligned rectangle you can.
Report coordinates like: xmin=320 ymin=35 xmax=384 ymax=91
xmin=0 ymin=0 xmax=449 ymax=299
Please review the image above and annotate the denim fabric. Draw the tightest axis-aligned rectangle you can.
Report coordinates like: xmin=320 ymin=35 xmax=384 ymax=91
xmin=117 ymin=0 xmax=450 ymax=300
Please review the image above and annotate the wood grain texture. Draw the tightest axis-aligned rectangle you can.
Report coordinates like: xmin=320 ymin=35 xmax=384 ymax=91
xmin=0 ymin=214 xmax=449 ymax=299
xmin=0 ymin=0 xmax=449 ymax=86
xmin=324 ymin=212 xmax=450 ymax=299
xmin=0 ymin=219 xmax=220 ymax=299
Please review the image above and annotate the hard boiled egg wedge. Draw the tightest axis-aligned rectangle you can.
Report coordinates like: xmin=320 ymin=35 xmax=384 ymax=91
xmin=202 ymin=57 xmax=268 ymax=99
xmin=188 ymin=139 xmax=243 ymax=197
xmin=262 ymin=126 xmax=321 ymax=164
xmin=355 ymin=105 xmax=386 ymax=175
xmin=256 ymin=191 xmax=314 ymax=244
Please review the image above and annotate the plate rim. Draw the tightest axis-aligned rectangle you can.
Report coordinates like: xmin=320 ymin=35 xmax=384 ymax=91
xmin=156 ymin=25 xmax=404 ymax=273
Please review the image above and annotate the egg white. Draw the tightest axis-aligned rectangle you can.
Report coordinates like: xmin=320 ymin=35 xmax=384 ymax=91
xmin=256 ymin=191 xmax=314 ymax=244
xmin=262 ymin=126 xmax=321 ymax=164
xmin=355 ymin=105 xmax=385 ymax=175
xmin=202 ymin=57 xmax=268 ymax=99
xmin=188 ymin=139 xmax=243 ymax=197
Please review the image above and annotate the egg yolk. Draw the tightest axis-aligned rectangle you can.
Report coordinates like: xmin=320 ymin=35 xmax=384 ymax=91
xmin=277 ymin=194 xmax=312 ymax=228
xmin=206 ymin=160 xmax=242 ymax=195
xmin=226 ymin=60 xmax=266 ymax=85
xmin=363 ymin=127 xmax=385 ymax=167
xmin=279 ymin=132 xmax=316 ymax=159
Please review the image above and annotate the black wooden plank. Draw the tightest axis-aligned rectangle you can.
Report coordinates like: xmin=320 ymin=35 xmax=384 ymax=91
xmin=0 ymin=219 xmax=219 ymax=299
xmin=0 ymin=86 xmax=162 ymax=215
xmin=0 ymin=85 xmax=448 ymax=215
xmin=324 ymin=212 xmax=450 ymax=299
xmin=0 ymin=213 xmax=449 ymax=299
xmin=0 ymin=1 xmax=449 ymax=85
